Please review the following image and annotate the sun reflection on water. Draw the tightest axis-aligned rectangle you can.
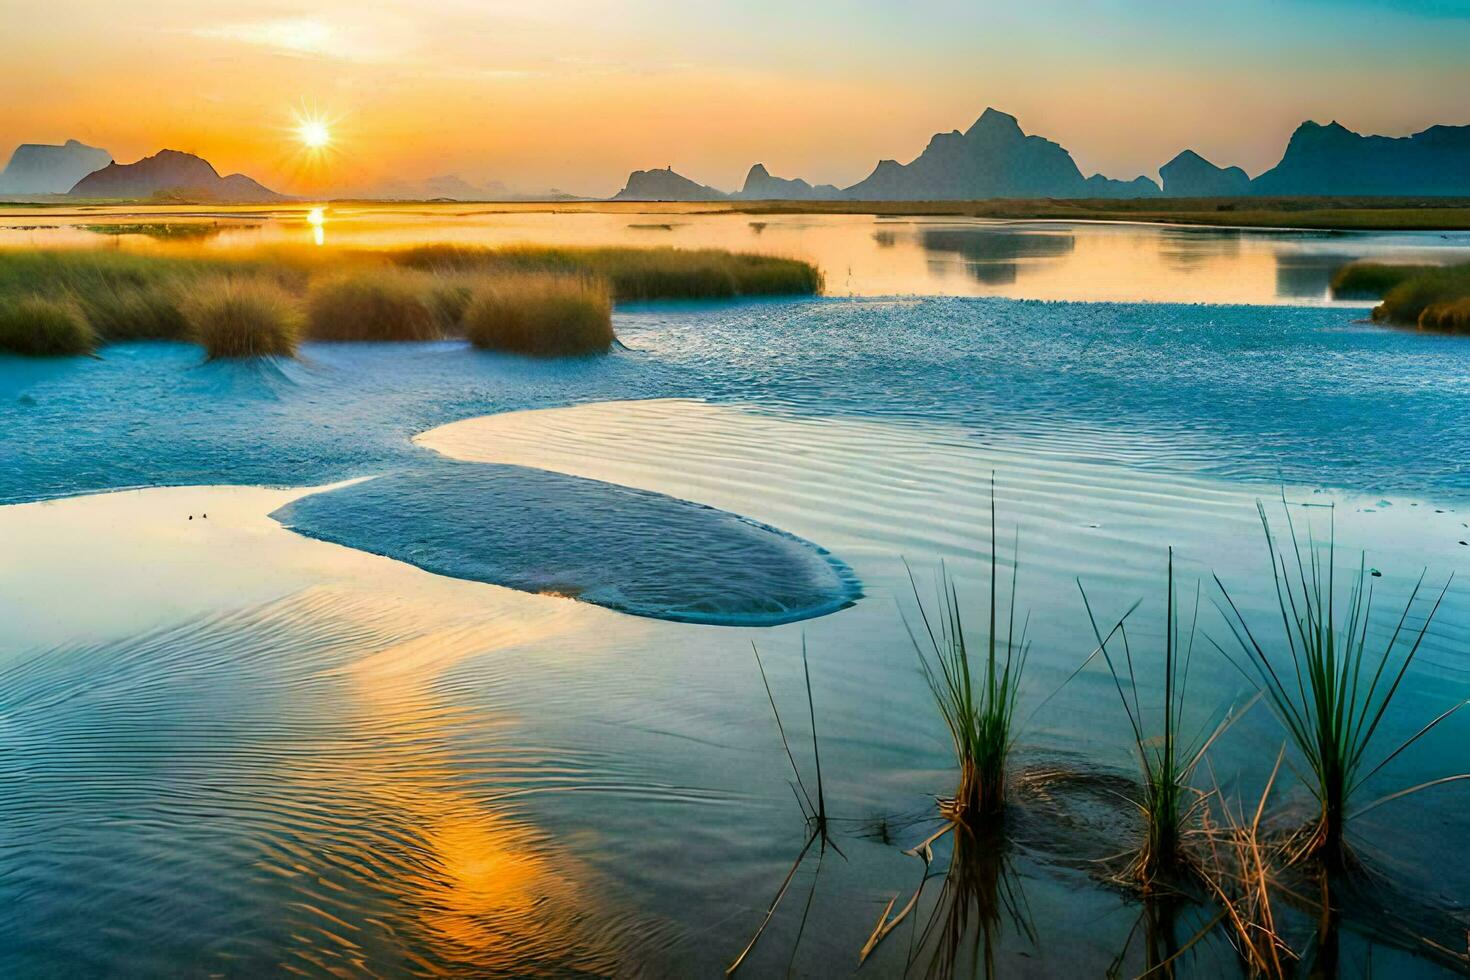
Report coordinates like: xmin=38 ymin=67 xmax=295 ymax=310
xmin=306 ymin=206 xmax=326 ymax=246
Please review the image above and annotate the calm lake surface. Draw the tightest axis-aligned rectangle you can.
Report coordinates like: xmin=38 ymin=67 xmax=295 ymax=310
xmin=2 ymin=207 xmax=1469 ymax=977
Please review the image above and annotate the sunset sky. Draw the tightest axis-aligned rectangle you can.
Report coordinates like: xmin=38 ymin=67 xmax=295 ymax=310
xmin=5 ymin=0 xmax=1468 ymax=196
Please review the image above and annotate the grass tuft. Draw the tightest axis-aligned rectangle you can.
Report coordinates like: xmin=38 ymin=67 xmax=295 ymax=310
xmin=392 ymin=244 xmax=822 ymax=300
xmin=1081 ymin=550 xmax=1254 ymax=885
xmin=0 ymin=295 xmax=97 ymax=356
xmin=462 ymin=272 xmax=614 ymax=356
xmin=907 ymin=480 xmax=1028 ymax=824
xmin=305 ymin=270 xmax=440 ymax=342
xmin=1213 ymin=499 xmax=1466 ymax=867
xmin=183 ymin=277 xmax=300 ymax=359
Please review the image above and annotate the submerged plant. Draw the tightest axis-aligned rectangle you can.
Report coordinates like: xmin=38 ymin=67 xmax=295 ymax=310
xmin=1214 ymin=500 xmax=1467 ymax=867
xmin=726 ymin=640 xmax=838 ymax=975
xmin=907 ymin=484 xmax=1028 ymax=824
xmin=1081 ymin=549 xmax=1252 ymax=884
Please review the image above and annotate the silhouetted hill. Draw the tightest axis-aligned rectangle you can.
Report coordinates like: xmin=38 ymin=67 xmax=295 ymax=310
xmin=1251 ymin=121 xmax=1470 ymax=196
xmin=612 ymin=167 xmax=728 ymax=201
xmin=0 ymin=139 xmax=112 ymax=194
xmin=737 ymin=164 xmax=840 ymax=200
xmin=68 ymin=149 xmax=284 ymax=202
xmin=1083 ymin=173 xmax=1161 ymax=198
xmin=1159 ymin=150 xmax=1251 ymax=197
xmin=602 ymin=111 xmax=1470 ymax=203
xmin=841 ymin=108 xmax=1158 ymax=200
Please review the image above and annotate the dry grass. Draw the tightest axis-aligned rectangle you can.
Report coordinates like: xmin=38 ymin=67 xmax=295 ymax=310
xmin=0 ymin=295 xmax=96 ymax=356
xmin=1197 ymin=754 xmax=1298 ymax=978
xmin=183 ymin=277 xmax=300 ymax=359
xmin=305 ymin=269 xmax=440 ymax=342
xmin=461 ymin=272 xmax=614 ymax=356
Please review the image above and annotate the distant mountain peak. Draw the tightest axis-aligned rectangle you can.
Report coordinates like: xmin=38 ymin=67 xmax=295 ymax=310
xmin=966 ymin=107 xmax=1023 ymax=139
xmin=68 ymin=149 xmax=282 ymax=202
xmin=612 ymin=166 xmax=727 ymax=201
xmin=0 ymin=138 xmax=112 ymax=195
xmin=1159 ymin=149 xmax=1250 ymax=196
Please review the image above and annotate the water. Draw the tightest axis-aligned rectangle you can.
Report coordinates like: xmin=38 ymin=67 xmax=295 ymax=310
xmin=2 ymin=213 xmax=1469 ymax=977
xmin=5 ymin=201 xmax=1470 ymax=303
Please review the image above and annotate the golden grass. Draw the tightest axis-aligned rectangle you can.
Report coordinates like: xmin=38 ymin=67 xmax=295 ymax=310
xmin=461 ymin=272 xmax=614 ymax=356
xmin=1366 ymin=262 xmax=1470 ymax=327
xmin=305 ymin=269 xmax=440 ymax=342
xmin=0 ymin=295 xmax=96 ymax=356
xmin=183 ymin=277 xmax=300 ymax=359
xmin=1417 ymin=297 xmax=1470 ymax=333
xmin=391 ymin=244 xmax=823 ymax=300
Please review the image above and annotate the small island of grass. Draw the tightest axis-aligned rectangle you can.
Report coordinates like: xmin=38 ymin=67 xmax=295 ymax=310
xmin=1331 ymin=260 xmax=1470 ymax=332
xmin=0 ymin=244 xmax=823 ymax=358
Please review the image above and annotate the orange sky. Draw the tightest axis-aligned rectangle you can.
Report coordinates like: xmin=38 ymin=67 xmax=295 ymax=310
xmin=5 ymin=1 xmax=1468 ymax=196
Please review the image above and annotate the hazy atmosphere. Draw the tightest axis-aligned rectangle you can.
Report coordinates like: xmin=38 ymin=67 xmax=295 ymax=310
xmin=6 ymin=0 xmax=1469 ymax=195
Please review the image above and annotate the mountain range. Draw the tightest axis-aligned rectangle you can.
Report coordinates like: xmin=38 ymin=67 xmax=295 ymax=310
xmin=610 ymin=109 xmax=1470 ymax=201
xmin=0 ymin=139 xmax=112 ymax=194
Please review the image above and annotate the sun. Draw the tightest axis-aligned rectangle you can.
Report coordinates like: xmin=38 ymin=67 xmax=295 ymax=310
xmin=297 ymin=119 xmax=331 ymax=149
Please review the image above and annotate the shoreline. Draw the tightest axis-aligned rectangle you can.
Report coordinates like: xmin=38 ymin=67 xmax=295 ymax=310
xmin=5 ymin=196 xmax=1470 ymax=232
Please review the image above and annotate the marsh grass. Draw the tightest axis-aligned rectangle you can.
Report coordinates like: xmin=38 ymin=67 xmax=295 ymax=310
xmin=1213 ymin=500 xmax=1467 ymax=867
xmin=1080 ymin=550 xmax=1254 ymax=885
xmin=0 ymin=295 xmax=96 ymax=356
xmin=1328 ymin=263 xmax=1433 ymax=300
xmin=183 ymin=277 xmax=300 ymax=359
xmin=906 ymin=484 xmax=1030 ymax=824
xmin=0 ymin=244 xmax=817 ymax=355
xmin=305 ymin=270 xmax=440 ymax=342
xmin=392 ymin=244 xmax=823 ymax=300
xmin=79 ymin=282 xmax=190 ymax=341
xmin=1416 ymin=297 xmax=1470 ymax=333
xmin=462 ymin=272 xmax=614 ymax=356
xmin=726 ymin=641 xmax=838 ymax=976
xmin=1366 ymin=262 xmax=1470 ymax=327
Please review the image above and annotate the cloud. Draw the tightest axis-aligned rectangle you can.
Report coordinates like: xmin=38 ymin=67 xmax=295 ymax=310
xmin=189 ymin=16 xmax=405 ymax=62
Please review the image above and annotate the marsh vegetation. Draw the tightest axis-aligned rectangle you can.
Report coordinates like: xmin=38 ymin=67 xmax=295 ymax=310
xmin=741 ymin=494 xmax=1467 ymax=977
xmin=0 ymin=244 xmax=822 ymax=357
xmin=1332 ymin=260 xmax=1470 ymax=332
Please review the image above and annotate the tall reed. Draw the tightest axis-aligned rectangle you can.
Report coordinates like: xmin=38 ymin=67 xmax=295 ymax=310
xmin=907 ymin=483 xmax=1028 ymax=823
xmin=1214 ymin=500 xmax=1465 ymax=866
xmin=1081 ymin=550 xmax=1251 ymax=884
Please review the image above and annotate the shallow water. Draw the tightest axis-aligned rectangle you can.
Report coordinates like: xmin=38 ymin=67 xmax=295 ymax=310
xmin=5 ymin=202 xmax=1470 ymax=303
xmin=3 ymin=220 xmax=1470 ymax=976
